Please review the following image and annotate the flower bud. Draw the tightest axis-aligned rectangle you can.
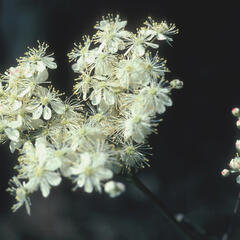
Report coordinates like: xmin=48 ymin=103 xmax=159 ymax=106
xmin=175 ymin=213 xmax=184 ymax=222
xmin=170 ymin=79 xmax=184 ymax=89
xmin=236 ymin=140 xmax=240 ymax=152
xmin=104 ymin=181 xmax=125 ymax=198
xmin=229 ymin=157 xmax=240 ymax=170
xmin=232 ymin=107 xmax=240 ymax=117
xmin=236 ymin=120 xmax=240 ymax=129
xmin=221 ymin=169 xmax=230 ymax=177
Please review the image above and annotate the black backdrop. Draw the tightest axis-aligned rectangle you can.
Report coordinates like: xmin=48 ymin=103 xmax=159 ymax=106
xmin=0 ymin=1 xmax=240 ymax=240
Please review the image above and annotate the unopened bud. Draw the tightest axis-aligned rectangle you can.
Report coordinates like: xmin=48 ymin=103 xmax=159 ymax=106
xmin=175 ymin=213 xmax=184 ymax=222
xmin=229 ymin=157 xmax=240 ymax=170
xmin=232 ymin=107 xmax=240 ymax=117
xmin=104 ymin=181 xmax=125 ymax=198
xmin=236 ymin=120 xmax=240 ymax=129
xmin=236 ymin=140 xmax=240 ymax=152
xmin=221 ymin=169 xmax=230 ymax=177
xmin=170 ymin=79 xmax=183 ymax=89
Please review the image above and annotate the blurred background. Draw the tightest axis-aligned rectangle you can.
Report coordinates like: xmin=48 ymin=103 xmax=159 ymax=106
xmin=0 ymin=0 xmax=240 ymax=239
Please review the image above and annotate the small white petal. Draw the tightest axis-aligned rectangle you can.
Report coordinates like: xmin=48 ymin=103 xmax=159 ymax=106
xmin=40 ymin=179 xmax=50 ymax=198
xmin=36 ymin=61 xmax=46 ymax=72
xmin=104 ymin=89 xmax=115 ymax=105
xmin=43 ymin=106 xmax=52 ymax=120
xmin=18 ymin=87 xmax=31 ymax=98
xmin=84 ymin=178 xmax=93 ymax=193
xmin=45 ymin=158 xmax=62 ymax=171
xmin=80 ymin=153 xmax=92 ymax=166
xmin=9 ymin=141 xmax=21 ymax=153
xmin=90 ymin=90 xmax=102 ymax=105
xmin=157 ymin=34 xmax=167 ymax=40
xmin=146 ymin=42 xmax=159 ymax=49
xmin=42 ymin=57 xmax=57 ymax=69
xmin=135 ymin=45 xmax=145 ymax=56
xmin=32 ymin=105 xmax=43 ymax=119
xmin=4 ymin=128 xmax=19 ymax=142
xmin=50 ymin=101 xmax=65 ymax=114
xmin=36 ymin=69 xmax=49 ymax=82
xmin=12 ymin=100 xmax=22 ymax=111
xmin=26 ymin=178 xmax=39 ymax=192
xmin=97 ymin=168 xmax=113 ymax=180
xmin=46 ymin=172 xmax=61 ymax=186
xmin=77 ymin=176 xmax=85 ymax=187
xmin=7 ymin=115 xmax=22 ymax=128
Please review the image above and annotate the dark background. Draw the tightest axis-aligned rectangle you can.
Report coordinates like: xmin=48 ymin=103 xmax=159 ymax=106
xmin=0 ymin=1 xmax=240 ymax=240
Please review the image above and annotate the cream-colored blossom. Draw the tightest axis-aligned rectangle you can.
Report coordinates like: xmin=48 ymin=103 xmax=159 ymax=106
xmin=71 ymin=152 xmax=113 ymax=193
xmin=93 ymin=15 xmax=130 ymax=53
xmin=20 ymin=138 xmax=62 ymax=197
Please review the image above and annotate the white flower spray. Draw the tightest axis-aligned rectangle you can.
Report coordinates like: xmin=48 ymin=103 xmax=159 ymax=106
xmin=1 ymin=15 xmax=182 ymax=215
xmin=222 ymin=107 xmax=240 ymax=182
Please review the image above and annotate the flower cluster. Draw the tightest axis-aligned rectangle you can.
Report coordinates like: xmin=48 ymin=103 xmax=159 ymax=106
xmin=222 ymin=108 xmax=240 ymax=182
xmin=1 ymin=15 xmax=181 ymax=215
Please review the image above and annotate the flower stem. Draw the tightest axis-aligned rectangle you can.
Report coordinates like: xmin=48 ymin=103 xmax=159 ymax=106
xmin=129 ymin=174 xmax=204 ymax=240
xmin=222 ymin=191 xmax=240 ymax=240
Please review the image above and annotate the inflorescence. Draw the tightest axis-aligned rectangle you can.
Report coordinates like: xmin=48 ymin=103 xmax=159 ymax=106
xmin=0 ymin=15 xmax=182 ymax=215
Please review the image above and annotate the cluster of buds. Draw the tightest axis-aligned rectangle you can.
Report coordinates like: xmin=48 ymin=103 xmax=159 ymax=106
xmin=222 ymin=107 xmax=240 ymax=183
xmin=1 ymin=15 xmax=181 ymax=215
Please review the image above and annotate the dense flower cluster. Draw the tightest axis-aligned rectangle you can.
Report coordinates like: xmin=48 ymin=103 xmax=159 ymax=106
xmin=1 ymin=15 xmax=181 ymax=215
xmin=222 ymin=108 xmax=240 ymax=182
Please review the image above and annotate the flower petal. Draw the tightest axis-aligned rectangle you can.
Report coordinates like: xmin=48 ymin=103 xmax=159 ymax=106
xmin=46 ymin=172 xmax=62 ymax=186
xmin=40 ymin=179 xmax=50 ymax=198
xmin=32 ymin=105 xmax=43 ymax=119
xmin=45 ymin=157 xmax=62 ymax=171
xmin=4 ymin=128 xmax=19 ymax=142
xmin=50 ymin=100 xmax=65 ymax=114
xmin=104 ymin=89 xmax=115 ymax=105
xmin=43 ymin=105 xmax=52 ymax=120
xmin=84 ymin=178 xmax=93 ymax=193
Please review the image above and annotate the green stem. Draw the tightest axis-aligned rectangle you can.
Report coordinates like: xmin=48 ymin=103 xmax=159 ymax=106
xmin=222 ymin=191 xmax=240 ymax=240
xmin=129 ymin=174 xmax=204 ymax=240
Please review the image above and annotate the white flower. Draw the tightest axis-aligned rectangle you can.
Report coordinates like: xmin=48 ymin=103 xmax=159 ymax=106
xmin=93 ymin=15 xmax=130 ymax=53
xmin=89 ymin=76 xmax=115 ymax=106
xmin=229 ymin=157 xmax=240 ymax=170
xmin=28 ymin=87 xmax=65 ymax=120
xmin=7 ymin=177 xmax=31 ymax=215
xmin=73 ymin=72 xmax=92 ymax=100
xmin=116 ymin=58 xmax=144 ymax=89
xmin=142 ymin=53 xmax=168 ymax=82
xmin=71 ymin=152 xmax=113 ymax=193
xmin=0 ymin=115 xmax=23 ymax=142
xmin=120 ymin=141 xmax=150 ymax=169
xmin=104 ymin=181 xmax=125 ymax=197
xmin=122 ymin=112 xmax=153 ymax=143
xmin=144 ymin=18 xmax=179 ymax=43
xmin=18 ymin=69 xmax=49 ymax=98
xmin=19 ymin=41 xmax=57 ymax=71
xmin=125 ymin=29 xmax=158 ymax=57
xmin=94 ymin=51 xmax=116 ymax=76
xmin=138 ymin=81 xmax=172 ymax=115
xmin=69 ymin=37 xmax=96 ymax=72
xmin=21 ymin=138 xmax=62 ymax=197
xmin=69 ymin=125 xmax=106 ymax=151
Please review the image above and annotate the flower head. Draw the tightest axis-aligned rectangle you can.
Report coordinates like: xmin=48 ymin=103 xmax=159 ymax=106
xmin=2 ymin=14 xmax=181 ymax=214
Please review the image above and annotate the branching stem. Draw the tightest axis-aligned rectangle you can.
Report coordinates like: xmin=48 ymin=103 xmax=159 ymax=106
xmin=129 ymin=174 xmax=206 ymax=240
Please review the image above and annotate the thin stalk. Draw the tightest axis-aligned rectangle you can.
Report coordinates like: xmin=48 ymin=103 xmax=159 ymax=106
xmin=129 ymin=174 xmax=204 ymax=240
xmin=222 ymin=191 xmax=240 ymax=240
